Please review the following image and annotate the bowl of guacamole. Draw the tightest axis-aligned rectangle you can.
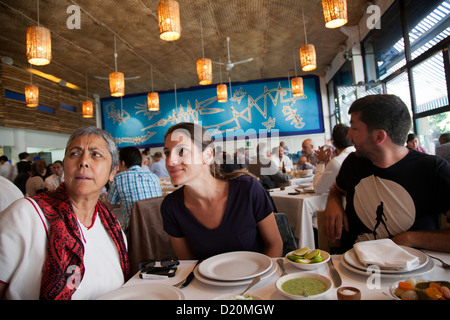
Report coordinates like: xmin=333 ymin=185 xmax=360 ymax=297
xmin=276 ymin=272 xmax=332 ymax=300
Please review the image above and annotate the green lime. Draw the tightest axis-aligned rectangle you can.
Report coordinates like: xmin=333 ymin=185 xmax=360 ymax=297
xmin=311 ymin=256 xmax=324 ymax=263
xmin=295 ymin=258 xmax=311 ymax=264
xmin=293 ymin=247 xmax=309 ymax=256
xmin=305 ymin=249 xmax=320 ymax=260
xmin=287 ymin=254 xmax=298 ymax=262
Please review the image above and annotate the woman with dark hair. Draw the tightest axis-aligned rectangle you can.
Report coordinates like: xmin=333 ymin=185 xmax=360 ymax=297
xmin=161 ymin=122 xmax=283 ymax=260
xmin=0 ymin=126 xmax=129 ymax=300
xmin=25 ymin=160 xmax=48 ymax=196
xmin=406 ymin=133 xmax=427 ymax=153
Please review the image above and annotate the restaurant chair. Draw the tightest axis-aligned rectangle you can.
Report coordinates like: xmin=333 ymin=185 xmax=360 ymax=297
xmin=316 ymin=210 xmax=340 ymax=253
xmin=274 ymin=212 xmax=297 ymax=256
xmin=127 ymin=196 xmax=176 ymax=275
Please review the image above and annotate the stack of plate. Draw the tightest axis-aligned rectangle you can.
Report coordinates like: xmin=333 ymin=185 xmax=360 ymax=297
xmin=340 ymin=245 xmax=435 ymax=278
xmin=194 ymin=251 xmax=277 ymax=286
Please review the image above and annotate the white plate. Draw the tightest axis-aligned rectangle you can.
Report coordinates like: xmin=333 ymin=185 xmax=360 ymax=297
xmin=340 ymin=255 xmax=435 ymax=279
xmin=275 ymin=272 xmax=332 ymax=300
xmin=344 ymin=246 xmax=428 ymax=274
xmin=198 ymin=251 xmax=273 ymax=281
xmin=195 ymin=261 xmax=277 ymax=287
xmin=213 ymin=293 xmax=263 ymax=300
xmin=96 ymin=283 xmax=185 ymax=300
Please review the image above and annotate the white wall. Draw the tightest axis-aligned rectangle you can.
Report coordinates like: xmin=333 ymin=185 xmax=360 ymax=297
xmin=0 ymin=127 xmax=70 ymax=164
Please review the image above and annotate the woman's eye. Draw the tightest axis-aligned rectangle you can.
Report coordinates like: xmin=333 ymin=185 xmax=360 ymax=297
xmin=178 ymin=148 xmax=184 ymax=157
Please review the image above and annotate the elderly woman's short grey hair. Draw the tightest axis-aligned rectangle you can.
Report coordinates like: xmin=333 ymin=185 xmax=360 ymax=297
xmin=65 ymin=126 xmax=119 ymax=173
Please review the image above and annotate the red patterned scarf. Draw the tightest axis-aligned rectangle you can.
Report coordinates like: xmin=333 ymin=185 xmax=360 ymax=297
xmin=32 ymin=183 xmax=129 ymax=300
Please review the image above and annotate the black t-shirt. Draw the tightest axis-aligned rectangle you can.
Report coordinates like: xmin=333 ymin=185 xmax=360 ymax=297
xmin=336 ymin=150 xmax=450 ymax=250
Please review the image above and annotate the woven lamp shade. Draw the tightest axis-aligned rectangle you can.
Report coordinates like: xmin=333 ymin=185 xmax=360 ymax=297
xmin=25 ymin=85 xmax=39 ymax=107
xmin=291 ymin=77 xmax=304 ymax=97
xmin=148 ymin=92 xmax=160 ymax=111
xmin=158 ymin=0 xmax=181 ymax=41
xmin=109 ymin=72 xmax=125 ymax=97
xmin=82 ymin=100 xmax=94 ymax=118
xmin=300 ymin=44 xmax=317 ymax=72
xmin=197 ymin=58 xmax=212 ymax=85
xmin=322 ymin=0 xmax=348 ymax=29
xmin=26 ymin=26 xmax=52 ymax=66
xmin=217 ymin=84 xmax=228 ymax=102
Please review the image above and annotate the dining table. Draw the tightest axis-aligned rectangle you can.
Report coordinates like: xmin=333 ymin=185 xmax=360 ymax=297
xmin=287 ymin=175 xmax=314 ymax=186
xmin=113 ymin=249 xmax=450 ymax=301
xmin=269 ymin=185 xmax=328 ymax=249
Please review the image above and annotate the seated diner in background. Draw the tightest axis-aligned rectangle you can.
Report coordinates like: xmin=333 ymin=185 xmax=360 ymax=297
xmin=313 ymin=124 xmax=355 ymax=195
xmin=323 ymin=94 xmax=450 ymax=253
xmin=25 ymin=160 xmax=48 ymax=196
xmin=436 ymin=132 xmax=450 ymax=162
xmin=406 ymin=133 xmax=427 ymax=153
xmin=161 ymin=122 xmax=283 ymax=260
xmin=0 ymin=126 xmax=129 ymax=299
xmin=297 ymin=138 xmax=319 ymax=172
xmin=248 ymin=142 xmax=290 ymax=189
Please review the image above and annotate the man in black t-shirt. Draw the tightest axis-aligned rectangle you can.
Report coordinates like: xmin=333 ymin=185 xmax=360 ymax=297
xmin=323 ymin=94 xmax=450 ymax=253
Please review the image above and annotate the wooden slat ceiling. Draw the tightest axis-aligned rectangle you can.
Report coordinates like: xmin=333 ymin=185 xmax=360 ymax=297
xmin=0 ymin=0 xmax=370 ymax=99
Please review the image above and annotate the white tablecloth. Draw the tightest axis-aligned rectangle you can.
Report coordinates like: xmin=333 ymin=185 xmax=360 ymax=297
xmin=288 ymin=176 xmax=314 ymax=186
xmin=121 ymin=250 xmax=450 ymax=300
xmin=269 ymin=185 xmax=328 ymax=249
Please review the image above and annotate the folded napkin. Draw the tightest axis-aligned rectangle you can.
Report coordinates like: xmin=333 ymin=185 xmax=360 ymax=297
xmin=353 ymin=239 xmax=420 ymax=270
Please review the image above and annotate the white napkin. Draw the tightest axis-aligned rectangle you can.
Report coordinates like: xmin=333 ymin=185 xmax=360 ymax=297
xmin=353 ymin=239 xmax=420 ymax=270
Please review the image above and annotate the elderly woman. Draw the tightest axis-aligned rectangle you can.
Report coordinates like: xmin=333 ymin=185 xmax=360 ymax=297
xmin=161 ymin=122 xmax=283 ymax=260
xmin=0 ymin=127 xmax=129 ymax=300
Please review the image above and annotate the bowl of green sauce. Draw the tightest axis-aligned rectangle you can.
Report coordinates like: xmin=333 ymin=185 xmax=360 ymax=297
xmin=275 ymin=272 xmax=332 ymax=300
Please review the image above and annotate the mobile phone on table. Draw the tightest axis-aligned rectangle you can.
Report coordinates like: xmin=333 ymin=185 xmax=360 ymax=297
xmin=139 ymin=266 xmax=178 ymax=279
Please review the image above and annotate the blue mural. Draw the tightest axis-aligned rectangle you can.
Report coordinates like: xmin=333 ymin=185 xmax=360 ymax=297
xmin=100 ymin=76 xmax=324 ymax=148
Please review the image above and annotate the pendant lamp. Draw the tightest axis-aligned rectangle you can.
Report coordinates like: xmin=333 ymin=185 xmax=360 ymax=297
xmin=27 ymin=1 xmax=51 ymax=66
xmin=216 ymin=59 xmax=227 ymax=102
xmin=25 ymin=85 xmax=39 ymax=107
xmin=217 ymin=84 xmax=227 ymax=102
xmin=291 ymin=77 xmax=304 ymax=97
xmin=300 ymin=44 xmax=316 ymax=72
xmin=110 ymin=72 xmax=124 ymax=97
xmin=300 ymin=7 xmax=317 ymax=72
xmin=158 ymin=0 xmax=181 ymax=41
xmin=109 ymin=36 xmax=125 ymax=97
xmin=82 ymin=100 xmax=94 ymax=118
xmin=25 ymin=65 xmax=39 ymax=107
xmin=291 ymin=50 xmax=304 ymax=97
xmin=197 ymin=21 xmax=212 ymax=85
xmin=82 ymin=76 xmax=94 ymax=118
xmin=322 ymin=0 xmax=348 ymax=29
xmin=147 ymin=66 xmax=159 ymax=111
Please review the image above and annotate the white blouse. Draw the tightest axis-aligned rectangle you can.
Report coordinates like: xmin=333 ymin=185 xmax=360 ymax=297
xmin=0 ymin=198 xmax=125 ymax=300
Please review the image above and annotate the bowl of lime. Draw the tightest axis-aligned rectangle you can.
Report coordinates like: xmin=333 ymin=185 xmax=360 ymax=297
xmin=285 ymin=247 xmax=330 ymax=270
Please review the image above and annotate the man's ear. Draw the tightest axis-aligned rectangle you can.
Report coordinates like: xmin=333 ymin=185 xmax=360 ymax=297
xmin=374 ymin=129 xmax=388 ymax=145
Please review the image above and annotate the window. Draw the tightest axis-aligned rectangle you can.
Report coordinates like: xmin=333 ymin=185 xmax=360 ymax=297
xmin=361 ymin=0 xmax=450 ymax=154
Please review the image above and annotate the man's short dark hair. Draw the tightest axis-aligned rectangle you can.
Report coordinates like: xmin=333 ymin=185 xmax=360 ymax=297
xmin=119 ymin=146 xmax=142 ymax=168
xmin=19 ymin=152 xmax=29 ymax=160
xmin=348 ymin=94 xmax=411 ymax=146
xmin=332 ymin=124 xmax=352 ymax=150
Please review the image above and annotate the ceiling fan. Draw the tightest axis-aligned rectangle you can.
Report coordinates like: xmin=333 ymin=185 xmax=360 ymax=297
xmin=212 ymin=37 xmax=254 ymax=71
